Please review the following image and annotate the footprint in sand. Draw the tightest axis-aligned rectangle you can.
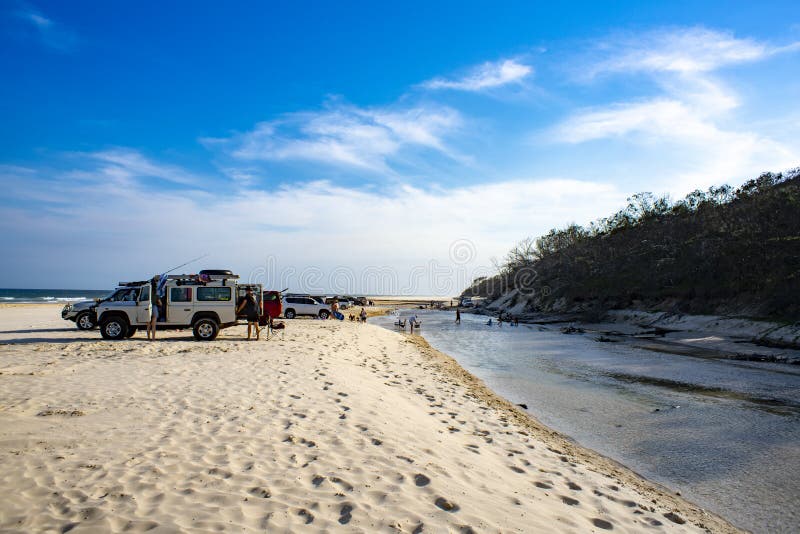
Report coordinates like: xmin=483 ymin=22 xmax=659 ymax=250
xmin=591 ymin=518 xmax=613 ymax=530
xmin=298 ymin=509 xmax=314 ymax=524
xmin=663 ymin=512 xmax=686 ymax=525
xmin=414 ymin=474 xmax=430 ymax=487
xmin=330 ymin=476 xmax=354 ymax=492
xmin=434 ymin=497 xmax=459 ymax=512
xmin=338 ymin=504 xmax=353 ymax=525
xmin=249 ymin=487 xmax=271 ymax=498
xmin=561 ymin=496 xmax=580 ymax=506
xmin=311 ymin=475 xmax=325 ymax=487
xmin=534 ymin=481 xmax=552 ymax=489
xmin=567 ymin=481 xmax=582 ymax=491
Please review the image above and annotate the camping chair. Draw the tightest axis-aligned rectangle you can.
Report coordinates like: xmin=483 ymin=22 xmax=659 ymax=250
xmin=262 ymin=317 xmax=286 ymax=340
xmin=395 ymin=319 xmax=406 ymax=330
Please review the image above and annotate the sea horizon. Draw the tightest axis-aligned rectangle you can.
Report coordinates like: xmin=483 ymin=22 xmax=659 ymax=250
xmin=0 ymin=288 xmax=459 ymax=304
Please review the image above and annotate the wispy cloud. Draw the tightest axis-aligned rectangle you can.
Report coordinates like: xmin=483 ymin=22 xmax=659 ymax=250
xmin=583 ymin=27 xmax=798 ymax=78
xmin=16 ymin=7 xmax=78 ymax=52
xmin=421 ymin=59 xmax=532 ymax=91
xmin=206 ymin=101 xmax=463 ymax=174
xmin=549 ymin=27 xmax=800 ymax=193
xmin=85 ymin=149 xmax=211 ymax=188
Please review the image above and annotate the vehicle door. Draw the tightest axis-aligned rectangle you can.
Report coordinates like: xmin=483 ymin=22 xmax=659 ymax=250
xmin=135 ymin=285 xmax=151 ymax=324
xmin=302 ymin=297 xmax=318 ymax=315
xmin=293 ymin=297 xmax=311 ymax=315
xmin=167 ymin=286 xmax=194 ymax=325
xmin=196 ymin=285 xmax=234 ymax=323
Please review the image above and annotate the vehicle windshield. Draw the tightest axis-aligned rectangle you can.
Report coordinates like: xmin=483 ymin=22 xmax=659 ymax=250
xmin=107 ymin=288 xmax=139 ymax=302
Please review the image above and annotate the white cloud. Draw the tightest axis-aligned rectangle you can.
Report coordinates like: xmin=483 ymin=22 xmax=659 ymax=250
xmin=585 ymin=27 xmax=796 ymax=77
xmin=209 ymin=102 xmax=463 ymax=173
xmin=422 ymin=59 xmax=532 ymax=91
xmin=551 ymin=92 xmax=797 ymax=194
xmin=0 ymin=154 xmax=626 ymax=293
xmin=548 ymin=27 xmax=800 ymax=195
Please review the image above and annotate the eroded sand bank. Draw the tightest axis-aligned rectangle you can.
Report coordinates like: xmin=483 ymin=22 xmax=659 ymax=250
xmin=0 ymin=305 xmax=739 ymax=532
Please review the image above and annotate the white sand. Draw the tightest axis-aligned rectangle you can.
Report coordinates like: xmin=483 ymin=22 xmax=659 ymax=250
xmin=0 ymin=305 xmax=738 ymax=533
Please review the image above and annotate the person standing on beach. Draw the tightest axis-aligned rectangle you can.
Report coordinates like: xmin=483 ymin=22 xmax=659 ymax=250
xmin=455 ymin=307 xmax=461 ymax=324
xmin=359 ymin=307 xmax=367 ymax=323
xmin=147 ymin=275 xmax=162 ymax=341
xmin=330 ymin=298 xmax=339 ymax=320
xmin=236 ymin=287 xmax=261 ymax=340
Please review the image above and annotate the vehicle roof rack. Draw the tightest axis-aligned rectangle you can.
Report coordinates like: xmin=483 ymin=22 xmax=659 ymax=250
xmin=118 ymin=281 xmax=148 ymax=287
xmin=165 ymin=273 xmax=240 ymax=280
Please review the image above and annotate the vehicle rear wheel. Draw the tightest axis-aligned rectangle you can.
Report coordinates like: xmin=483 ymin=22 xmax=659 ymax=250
xmin=193 ymin=318 xmax=219 ymax=341
xmin=318 ymin=310 xmax=330 ymax=320
xmin=284 ymin=309 xmax=296 ymax=319
xmin=100 ymin=316 xmax=128 ymax=340
xmin=76 ymin=312 xmax=96 ymax=330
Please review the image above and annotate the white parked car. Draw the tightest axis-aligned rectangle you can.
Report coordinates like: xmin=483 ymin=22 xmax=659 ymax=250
xmin=282 ymin=296 xmax=331 ymax=319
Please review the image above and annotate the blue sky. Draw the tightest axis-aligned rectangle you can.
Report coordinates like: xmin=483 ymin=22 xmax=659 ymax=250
xmin=1 ymin=1 xmax=799 ymax=293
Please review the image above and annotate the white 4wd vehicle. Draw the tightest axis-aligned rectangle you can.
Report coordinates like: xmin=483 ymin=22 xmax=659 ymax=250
xmin=282 ymin=295 xmax=330 ymax=319
xmin=96 ymin=273 xmax=261 ymax=341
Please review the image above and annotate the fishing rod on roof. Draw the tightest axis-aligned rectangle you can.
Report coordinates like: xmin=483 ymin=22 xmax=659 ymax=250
xmin=161 ymin=253 xmax=210 ymax=276
xmin=155 ymin=254 xmax=210 ymax=293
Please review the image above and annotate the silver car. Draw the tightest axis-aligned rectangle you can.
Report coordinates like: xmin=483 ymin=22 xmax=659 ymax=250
xmin=62 ymin=299 xmax=99 ymax=330
xmin=61 ymin=288 xmax=123 ymax=330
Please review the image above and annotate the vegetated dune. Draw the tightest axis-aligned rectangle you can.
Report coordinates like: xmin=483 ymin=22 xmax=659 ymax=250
xmin=465 ymin=170 xmax=800 ymax=321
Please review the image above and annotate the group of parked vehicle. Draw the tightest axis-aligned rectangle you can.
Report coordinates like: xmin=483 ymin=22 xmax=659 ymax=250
xmin=61 ymin=271 xmax=372 ymax=340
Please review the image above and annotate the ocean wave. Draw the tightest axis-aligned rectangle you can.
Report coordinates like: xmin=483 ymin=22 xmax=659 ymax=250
xmin=0 ymin=296 xmax=88 ymax=303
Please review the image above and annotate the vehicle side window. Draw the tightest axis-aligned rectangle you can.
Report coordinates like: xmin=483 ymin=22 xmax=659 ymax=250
xmin=264 ymin=293 xmax=278 ymax=301
xmin=287 ymin=297 xmax=299 ymax=304
xmin=197 ymin=287 xmax=231 ymax=301
xmin=139 ymin=287 xmax=149 ymax=301
xmin=170 ymin=287 xmax=192 ymax=302
xmin=304 ymin=298 xmax=315 ymax=305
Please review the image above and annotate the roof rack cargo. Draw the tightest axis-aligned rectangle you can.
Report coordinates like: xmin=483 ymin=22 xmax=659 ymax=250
xmin=199 ymin=269 xmax=234 ymax=276
xmin=118 ymin=280 xmax=149 ymax=287
xmin=165 ymin=273 xmax=240 ymax=280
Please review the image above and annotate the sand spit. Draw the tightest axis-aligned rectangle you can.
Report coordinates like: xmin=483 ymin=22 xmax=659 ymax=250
xmin=0 ymin=306 xmax=739 ymax=532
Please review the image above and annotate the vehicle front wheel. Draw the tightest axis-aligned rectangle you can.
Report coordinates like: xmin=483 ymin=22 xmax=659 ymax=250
xmin=284 ymin=309 xmax=296 ymax=319
xmin=76 ymin=312 xmax=96 ymax=330
xmin=318 ymin=310 xmax=330 ymax=320
xmin=193 ymin=318 xmax=219 ymax=341
xmin=100 ymin=316 xmax=128 ymax=340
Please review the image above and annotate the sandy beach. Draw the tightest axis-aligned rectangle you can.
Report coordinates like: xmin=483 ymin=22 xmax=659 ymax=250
xmin=0 ymin=304 xmax=739 ymax=533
